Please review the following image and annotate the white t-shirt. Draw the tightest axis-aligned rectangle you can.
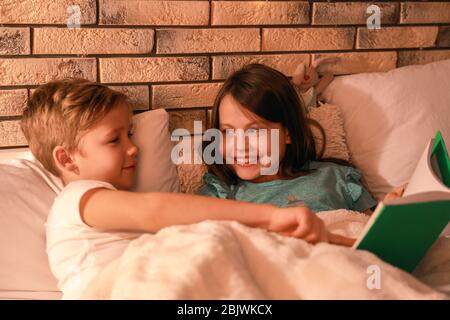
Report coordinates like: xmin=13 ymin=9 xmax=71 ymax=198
xmin=46 ymin=180 xmax=141 ymax=299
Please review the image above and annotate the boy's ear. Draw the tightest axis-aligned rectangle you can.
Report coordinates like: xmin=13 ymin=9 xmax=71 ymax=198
xmin=53 ymin=146 xmax=79 ymax=175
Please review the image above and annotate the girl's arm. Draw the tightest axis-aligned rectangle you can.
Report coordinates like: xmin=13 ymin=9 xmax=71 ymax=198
xmin=80 ymin=189 xmax=355 ymax=246
xmin=363 ymin=184 xmax=408 ymax=216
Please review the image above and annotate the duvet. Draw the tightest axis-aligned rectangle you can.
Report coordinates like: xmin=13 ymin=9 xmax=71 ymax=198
xmin=81 ymin=210 xmax=450 ymax=299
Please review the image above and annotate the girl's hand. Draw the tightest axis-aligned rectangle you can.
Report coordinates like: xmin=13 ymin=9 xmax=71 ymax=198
xmin=267 ymin=207 xmax=355 ymax=247
xmin=383 ymin=184 xmax=408 ymax=201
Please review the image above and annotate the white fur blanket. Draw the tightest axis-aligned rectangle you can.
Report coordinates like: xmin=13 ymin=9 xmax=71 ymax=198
xmin=82 ymin=210 xmax=450 ymax=299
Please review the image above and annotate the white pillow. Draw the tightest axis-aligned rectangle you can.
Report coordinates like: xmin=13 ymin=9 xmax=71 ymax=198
xmin=0 ymin=109 xmax=179 ymax=298
xmin=0 ymin=158 xmax=62 ymax=298
xmin=0 ymin=148 xmax=34 ymax=162
xmin=131 ymin=109 xmax=180 ymax=193
xmin=323 ymin=59 xmax=450 ymax=200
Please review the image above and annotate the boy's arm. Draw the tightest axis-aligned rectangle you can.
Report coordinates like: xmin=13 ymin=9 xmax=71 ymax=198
xmin=80 ymin=189 xmax=355 ymax=246
xmin=80 ymin=188 xmax=274 ymax=232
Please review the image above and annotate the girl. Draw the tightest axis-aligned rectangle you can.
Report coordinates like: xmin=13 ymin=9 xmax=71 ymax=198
xmin=198 ymin=63 xmax=379 ymax=215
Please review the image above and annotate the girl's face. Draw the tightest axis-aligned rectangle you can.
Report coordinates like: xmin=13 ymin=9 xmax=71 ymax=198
xmin=218 ymin=94 xmax=291 ymax=183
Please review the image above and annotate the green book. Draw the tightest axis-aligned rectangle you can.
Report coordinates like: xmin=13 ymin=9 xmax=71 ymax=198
xmin=353 ymin=131 xmax=450 ymax=273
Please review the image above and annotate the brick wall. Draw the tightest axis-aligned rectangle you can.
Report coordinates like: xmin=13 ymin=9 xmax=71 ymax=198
xmin=1 ymin=0 xmax=450 ymax=148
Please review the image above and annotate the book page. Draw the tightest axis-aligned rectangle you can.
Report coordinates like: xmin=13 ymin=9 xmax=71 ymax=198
xmin=403 ymin=139 xmax=449 ymax=197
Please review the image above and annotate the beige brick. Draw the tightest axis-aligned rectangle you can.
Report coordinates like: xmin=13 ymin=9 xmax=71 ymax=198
xmin=262 ymin=28 xmax=355 ymax=51
xmin=398 ymin=50 xmax=450 ymax=67
xmin=313 ymin=2 xmax=398 ymax=25
xmin=0 ymin=90 xmax=27 ymax=116
xmin=157 ymin=28 xmax=260 ymax=54
xmin=312 ymin=52 xmax=397 ymax=75
xmin=357 ymin=27 xmax=439 ymax=49
xmin=33 ymin=28 xmax=153 ymax=55
xmin=0 ymin=58 xmax=96 ymax=86
xmin=212 ymin=1 xmax=309 ymax=25
xmin=168 ymin=109 xmax=207 ymax=135
xmin=153 ymin=83 xmax=222 ymax=109
xmin=0 ymin=120 xmax=27 ymax=147
xmin=0 ymin=0 xmax=96 ymax=24
xmin=212 ymin=54 xmax=310 ymax=80
xmin=109 ymin=86 xmax=149 ymax=111
xmin=0 ymin=28 xmax=30 ymax=55
xmin=439 ymin=26 xmax=450 ymax=47
xmin=100 ymin=0 xmax=209 ymax=25
xmin=400 ymin=2 xmax=450 ymax=24
xmin=100 ymin=57 xmax=209 ymax=83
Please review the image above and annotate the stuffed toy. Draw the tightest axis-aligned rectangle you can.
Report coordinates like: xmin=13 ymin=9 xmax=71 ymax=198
xmin=292 ymin=57 xmax=340 ymax=112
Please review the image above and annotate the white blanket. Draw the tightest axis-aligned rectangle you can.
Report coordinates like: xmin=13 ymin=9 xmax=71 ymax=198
xmin=82 ymin=210 xmax=450 ymax=299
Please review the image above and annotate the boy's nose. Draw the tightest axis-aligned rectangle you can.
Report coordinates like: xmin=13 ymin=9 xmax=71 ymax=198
xmin=128 ymin=143 xmax=139 ymax=157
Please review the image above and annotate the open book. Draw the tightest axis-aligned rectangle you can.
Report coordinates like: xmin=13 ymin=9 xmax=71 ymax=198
xmin=353 ymin=131 xmax=450 ymax=273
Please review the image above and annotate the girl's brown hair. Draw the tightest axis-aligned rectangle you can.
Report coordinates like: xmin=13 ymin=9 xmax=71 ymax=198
xmin=204 ymin=63 xmax=350 ymax=185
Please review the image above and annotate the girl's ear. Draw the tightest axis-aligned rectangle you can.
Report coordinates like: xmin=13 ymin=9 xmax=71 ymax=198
xmin=53 ymin=146 xmax=79 ymax=175
xmin=284 ymin=128 xmax=292 ymax=144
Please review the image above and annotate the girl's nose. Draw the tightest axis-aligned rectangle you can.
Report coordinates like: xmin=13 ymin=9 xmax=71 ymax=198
xmin=234 ymin=133 xmax=249 ymax=153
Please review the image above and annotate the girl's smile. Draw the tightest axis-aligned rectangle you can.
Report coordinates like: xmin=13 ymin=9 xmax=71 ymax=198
xmin=219 ymin=94 xmax=290 ymax=183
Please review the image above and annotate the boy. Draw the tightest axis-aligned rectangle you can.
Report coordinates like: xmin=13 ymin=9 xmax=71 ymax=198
xmin=21 ymin=79 xmax=354 ymax=299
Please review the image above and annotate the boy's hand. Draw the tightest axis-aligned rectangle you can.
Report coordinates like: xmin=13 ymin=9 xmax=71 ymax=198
xmin=383 ymin=184 xmax=408 ymax=202
xmin=267 ymin=207 xmax=356 ymax=247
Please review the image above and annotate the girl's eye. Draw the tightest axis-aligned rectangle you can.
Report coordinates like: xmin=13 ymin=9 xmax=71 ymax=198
xmin=127 ymin=132 xmax=134 ymax=138
xmin=224 ymin=129 xmax=234 ymax=137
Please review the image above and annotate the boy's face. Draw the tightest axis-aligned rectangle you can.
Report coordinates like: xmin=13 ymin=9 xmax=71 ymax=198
xmin=71 ymin=103 xmax=138 ymax=190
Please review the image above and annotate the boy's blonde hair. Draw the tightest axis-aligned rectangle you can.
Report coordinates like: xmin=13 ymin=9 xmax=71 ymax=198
xmin=21 ymin=78 xmax=132 ymax=176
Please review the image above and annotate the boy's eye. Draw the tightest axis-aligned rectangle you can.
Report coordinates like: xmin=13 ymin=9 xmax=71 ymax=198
xmin=127 ymin=131 xmax=134 ymax=138
xmin=109 ymin=137 xmax=119 ymax=144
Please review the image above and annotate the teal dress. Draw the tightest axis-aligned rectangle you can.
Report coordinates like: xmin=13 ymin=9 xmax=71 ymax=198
xmin=197 ymin=161 xmax=377 ymax=213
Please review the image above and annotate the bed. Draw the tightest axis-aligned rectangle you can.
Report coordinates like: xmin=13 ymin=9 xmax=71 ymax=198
xmin=1 ymin=59 xmax=450 ymax=299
